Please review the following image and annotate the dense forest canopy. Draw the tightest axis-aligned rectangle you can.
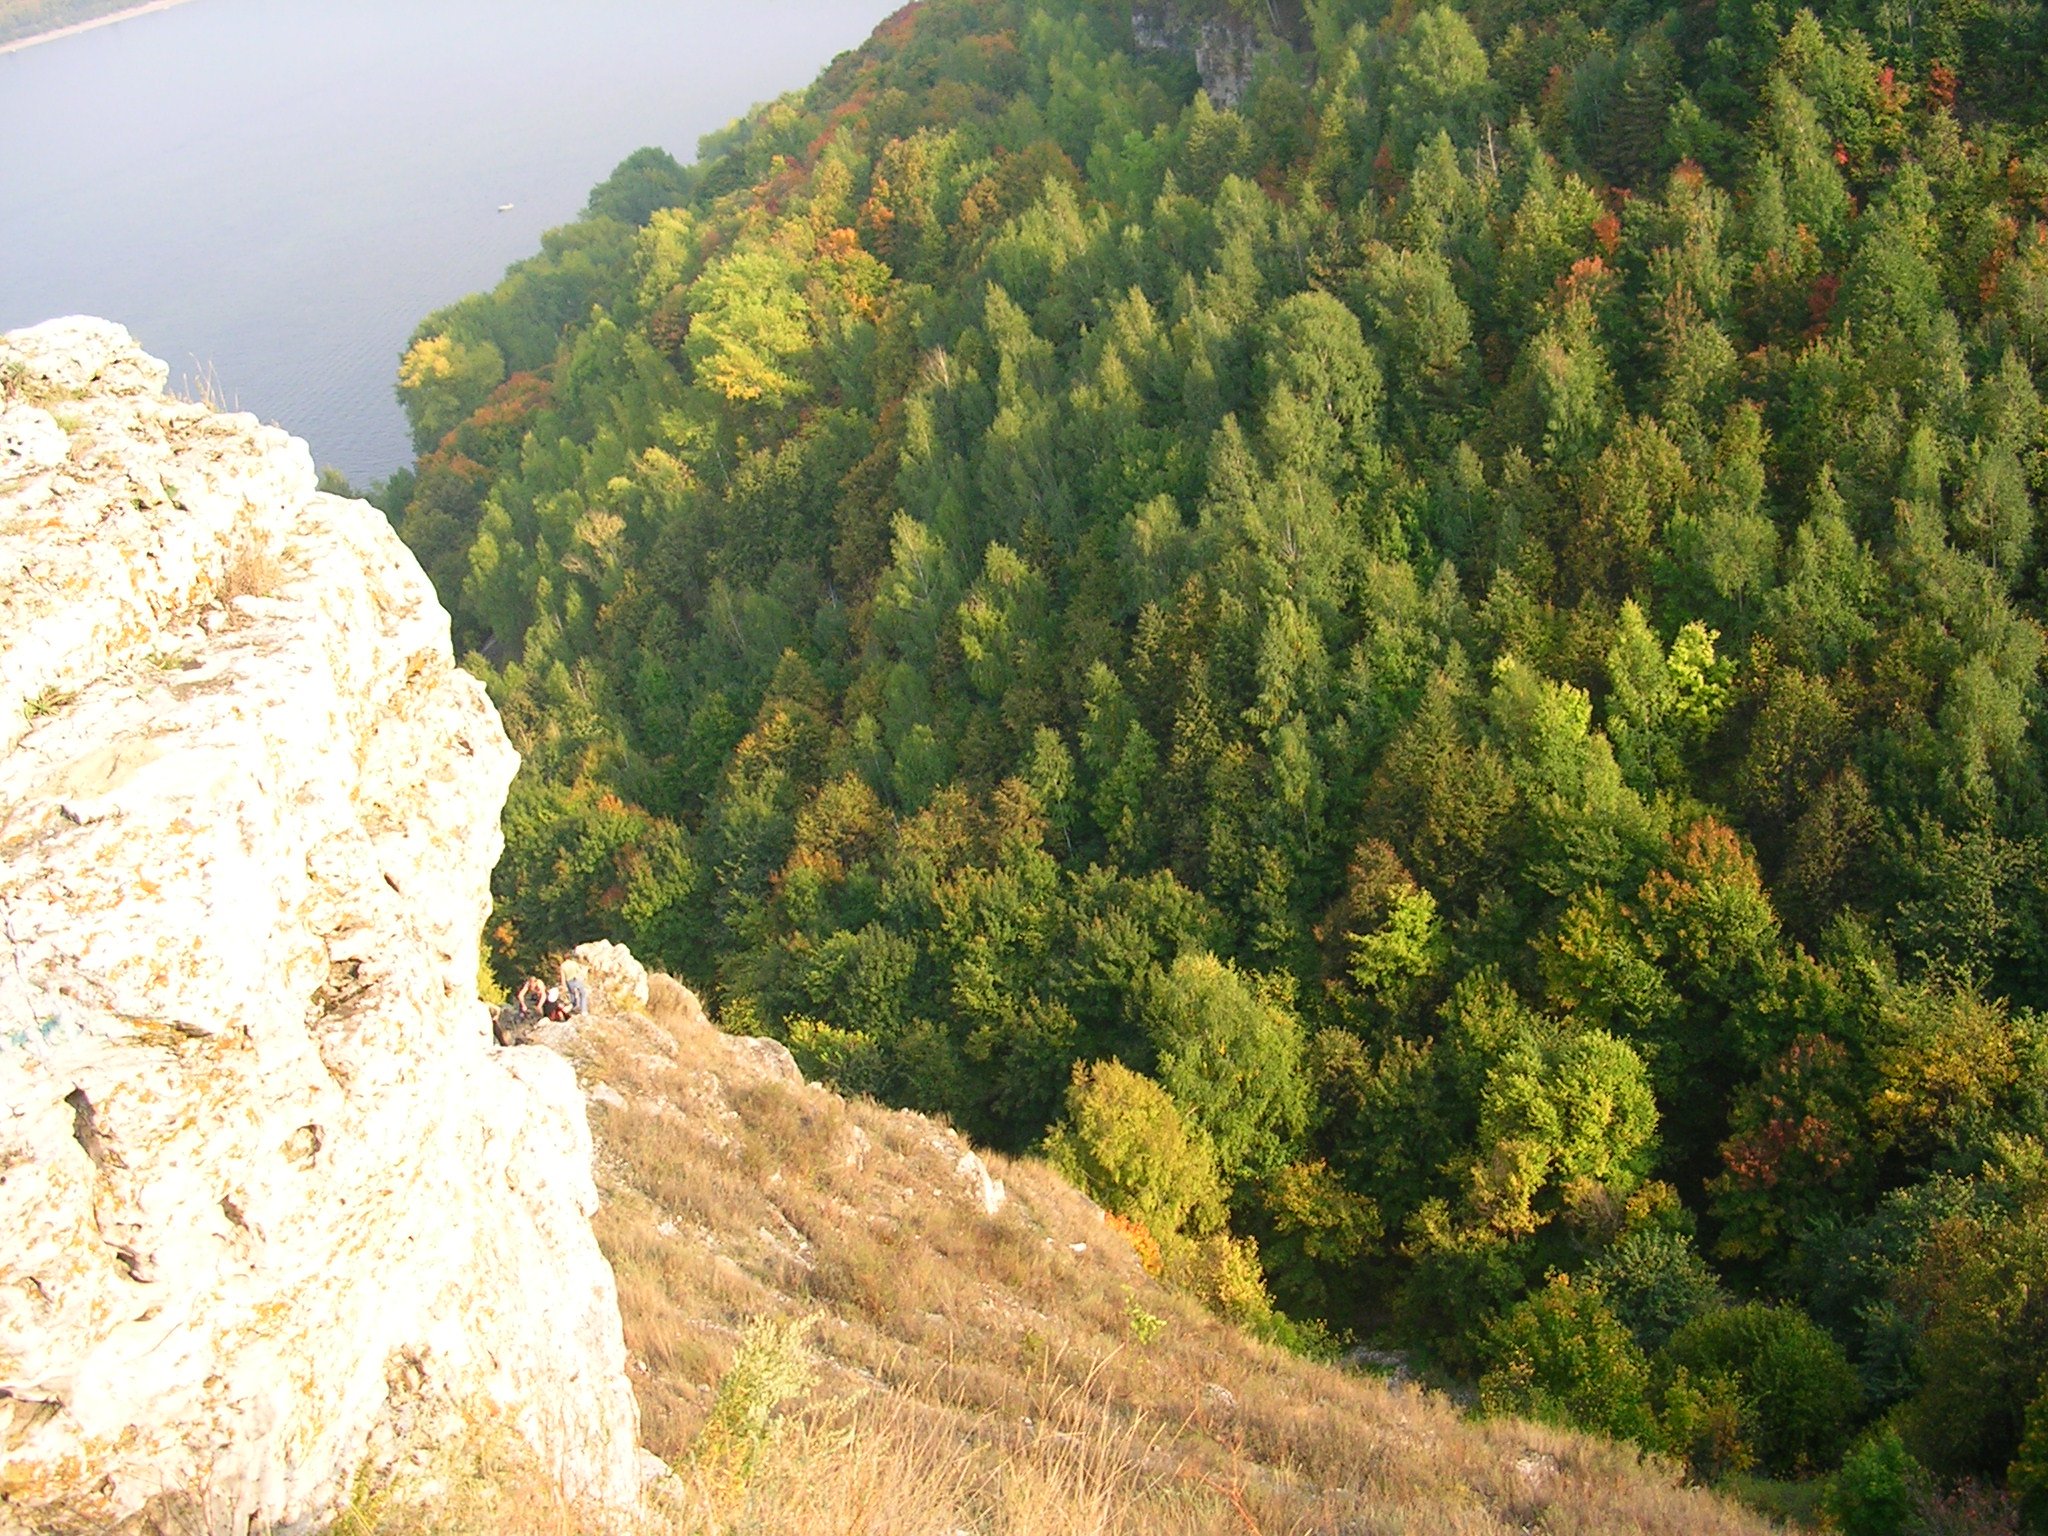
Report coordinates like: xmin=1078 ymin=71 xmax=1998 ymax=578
xmin=386 ymin=0 xmax=2048 ymax=1508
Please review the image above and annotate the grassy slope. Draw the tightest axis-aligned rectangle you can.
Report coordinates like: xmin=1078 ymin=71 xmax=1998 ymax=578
xmin=0 ymin=0 xmax=160 ymax=46
xmin=340 ymin=977 xmax=1779 ymax=1535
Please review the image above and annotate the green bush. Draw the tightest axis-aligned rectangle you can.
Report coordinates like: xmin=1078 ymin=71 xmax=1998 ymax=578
xmin=1661 ymin=1303 xmax=1861 ymax=1475
xmin=1479 ymin=1274 xmax=1661 ymax=1446
xmin=697 ymin=1314 xmax=817 ymax=1481
xmin=1659 ymin=1365 xmax=1752 ymax=1480
xmin=1044 ymin=1059 xmax=1226 ymax=1238
xmin=1585 ymin=1227 xmax=1727 ymax=1351
xmin=1823 ymin=1427 xmax=1926 ymax=1536
xmin=2013 ymin=1385 xmax=2048 ymax=1534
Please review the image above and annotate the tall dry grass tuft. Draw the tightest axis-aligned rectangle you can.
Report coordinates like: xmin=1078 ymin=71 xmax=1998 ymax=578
xmin=219 ymin=529 xmax=282 ymax=603
xmin=320 ymin=1416 xmax=608 ymax=1536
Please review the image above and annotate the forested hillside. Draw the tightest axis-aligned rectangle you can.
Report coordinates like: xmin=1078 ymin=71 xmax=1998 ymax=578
xmin=386 ymin=0 xmax=2048 ymax=1513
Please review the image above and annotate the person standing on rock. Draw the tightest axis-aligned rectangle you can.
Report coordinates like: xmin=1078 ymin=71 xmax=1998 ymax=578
xmin=559 ymin=953 xmax=589 ymax=1016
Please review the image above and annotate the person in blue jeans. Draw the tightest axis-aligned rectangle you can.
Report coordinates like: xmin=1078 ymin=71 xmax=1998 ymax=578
xmin=559 ymin=954 xmax=589 ymax=1015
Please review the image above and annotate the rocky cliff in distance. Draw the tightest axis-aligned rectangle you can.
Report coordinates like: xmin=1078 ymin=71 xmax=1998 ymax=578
xmin=0 ymin=320 xmax=640 ymax=1534
xmin=1128 ymin=0 xmax=1292 ymax=109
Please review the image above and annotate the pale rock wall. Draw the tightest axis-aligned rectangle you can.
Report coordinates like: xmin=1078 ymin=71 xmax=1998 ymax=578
xmin=1130 ymin=0 xmax=1260 ymax=109
xmin=0 ymin=320 xmax=641 ymax=1533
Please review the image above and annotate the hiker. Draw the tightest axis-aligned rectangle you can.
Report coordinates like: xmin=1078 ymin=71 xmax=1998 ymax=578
xmin=515 ymin=975 xmax=546 ymax=1020
xmin=559 ymin=953 xmax=589 ymax=1016
xmin=543 ymin=986 xmax=569 ymax=1024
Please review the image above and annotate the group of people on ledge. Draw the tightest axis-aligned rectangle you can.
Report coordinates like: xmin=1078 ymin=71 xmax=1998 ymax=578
xmin=491 ymin=954 xmax=587 ymax=1045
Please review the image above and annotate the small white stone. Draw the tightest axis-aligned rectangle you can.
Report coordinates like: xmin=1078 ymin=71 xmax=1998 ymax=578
xmin=956 ymin=1150 xmax=1006 ymax=1217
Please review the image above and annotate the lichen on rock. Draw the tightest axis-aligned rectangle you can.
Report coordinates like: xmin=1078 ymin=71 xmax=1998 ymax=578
xmin=0 ymin=319 xmax=641 ymax=1534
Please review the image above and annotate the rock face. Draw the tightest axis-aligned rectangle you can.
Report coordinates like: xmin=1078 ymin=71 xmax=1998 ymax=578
xmin=0 ymin=320 xmax=640 ymax=1533
xmin=569 ymin=940 xmax=651 ymax=1014
xmin=1130 ymin=0 xmax=1260 ymax=108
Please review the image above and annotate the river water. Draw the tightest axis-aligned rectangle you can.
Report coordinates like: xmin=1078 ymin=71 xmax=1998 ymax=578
xmin=0 ymin=0 xmax=895 ymax=480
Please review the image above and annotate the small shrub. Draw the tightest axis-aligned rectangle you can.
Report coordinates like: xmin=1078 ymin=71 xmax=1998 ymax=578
xmin=1103 ymin=1209 xmax=1164 ymax=1274
xmin=1249 ymin=1307 xmax=1350 ymax=1361
xmin=1661 ymin=1365 xmax=1754 ymax=1480
xmin=1162 ymin=1229 xmax=1276 ymax=1326
xmin=476 ymin=950 xmax=507 ymax=1007
xmin=1661 ymin=1303 xmax=1860 ymax=1476
xmin=319 ymin=1413 xmax=599 ymax=1535
xmin=1479 ymin=1274 xmax=1661 ymax=1446
xmin=22 ymin=685 xmax=75 ymax=720
xmin=1125 ymin=1295 xmax=1166 ymax=1344
xmin=696 ymin=1314 xmax=817 ymax=1480
xmin=1823 ymin=1427 xmax=1926 ymax=1536
xmin=785 ymin=1013 xmax=885 ymax=1095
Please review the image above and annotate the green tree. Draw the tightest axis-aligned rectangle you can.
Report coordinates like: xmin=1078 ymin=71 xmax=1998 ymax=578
xmin=397 ymin=331 xmax=505 ymax=452
xmin=1142 ymin=951 xmax=1310 ymax=1186
xmin=1254 ymin=291 xmax=1383 ymax=487
xmin=1661 ymin=1303 xmax=1861 ymax=1475
xmin=1824 ymin=1428 xmax=1926 ymax=1536
xmin=1386 ymin=5 xmax=1496 ymax=158
xmin=1480 ymin=1275 xmax=1662 ymax=1444
xmin=685 ymin=248 xmax=815 ymax=408
xmin=1044 ymin=1058 xmax=1227 ymax=1237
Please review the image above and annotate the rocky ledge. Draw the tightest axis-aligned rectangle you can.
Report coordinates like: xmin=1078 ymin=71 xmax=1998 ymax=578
xmin=0 ymin=320 xmax=639 ymax=1533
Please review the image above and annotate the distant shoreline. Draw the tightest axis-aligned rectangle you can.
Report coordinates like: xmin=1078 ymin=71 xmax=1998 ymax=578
xmin=0 ymin=0 xmax=201 ymax=56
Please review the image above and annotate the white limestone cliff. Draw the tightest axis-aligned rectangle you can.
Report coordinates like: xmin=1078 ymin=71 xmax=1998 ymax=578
xmin=0 ymin=320 xmax=641 ymax=1533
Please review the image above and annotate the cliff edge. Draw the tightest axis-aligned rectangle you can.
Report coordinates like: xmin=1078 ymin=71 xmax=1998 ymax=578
xmin=0 ymin=319 xmax=640 ymax=1534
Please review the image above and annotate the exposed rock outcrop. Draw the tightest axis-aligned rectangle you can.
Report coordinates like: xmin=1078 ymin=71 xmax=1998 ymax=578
xmin=0 ymin=320 xmax=640 ymax=1533
xmin=1131 ymin=0 xmax=1261 ymax=108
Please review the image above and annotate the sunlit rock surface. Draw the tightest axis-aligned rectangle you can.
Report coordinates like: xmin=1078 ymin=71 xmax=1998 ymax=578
xmin=0 ymin=319 xmax=640 ymax=1534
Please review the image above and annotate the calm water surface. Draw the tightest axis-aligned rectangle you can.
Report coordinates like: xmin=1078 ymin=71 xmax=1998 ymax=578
xmin=1 ymin=0 xmax=895 ymax=480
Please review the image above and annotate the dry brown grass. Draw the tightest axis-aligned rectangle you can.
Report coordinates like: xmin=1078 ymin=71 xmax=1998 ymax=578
xmin=219 ymin=530 xmax=283 ymax=603
xmin=322 ymin=1428 xmax=599 ymax=1536
xmin=530 ymin=976 xmax=1778 ymax=1536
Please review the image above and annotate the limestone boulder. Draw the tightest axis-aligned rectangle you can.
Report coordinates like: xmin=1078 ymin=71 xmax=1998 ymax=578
xmin=570 ymin=940 xmax=650 ymax=1014
xmin=0 ymin=320 xmax=641 ymax=1533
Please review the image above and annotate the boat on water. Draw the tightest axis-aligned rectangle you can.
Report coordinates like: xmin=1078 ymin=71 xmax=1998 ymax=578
xmin=497 ymin=203 xmax=515 ymax=213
